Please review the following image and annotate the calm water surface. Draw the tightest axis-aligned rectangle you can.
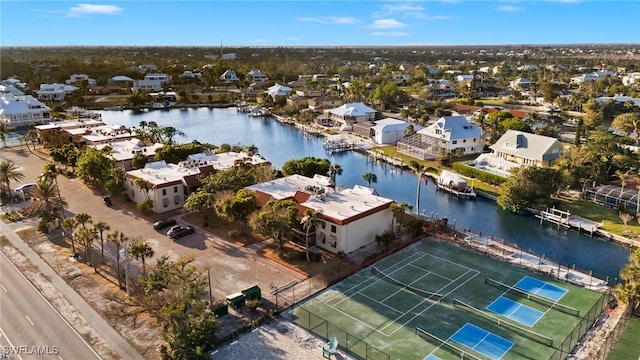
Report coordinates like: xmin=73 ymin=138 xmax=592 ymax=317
xmin=99 ymin=108 xmax=630 ymax=282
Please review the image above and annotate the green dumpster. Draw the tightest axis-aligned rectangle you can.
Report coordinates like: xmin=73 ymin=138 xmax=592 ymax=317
xmin=225 ymin=292 xmax=245 ymax=310
xmin=212 ymin=303 xmax=228 ymax=317
xmin=242 ymin=285 xmax=262 ymax=301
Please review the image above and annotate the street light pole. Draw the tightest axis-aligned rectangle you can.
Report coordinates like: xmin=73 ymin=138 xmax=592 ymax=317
xmin=119 ymin=247 xmax=130 ymax=299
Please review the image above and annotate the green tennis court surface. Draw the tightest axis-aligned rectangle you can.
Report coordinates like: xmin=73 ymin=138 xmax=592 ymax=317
xmin=290 ymin=237 xmax=607 ymax=360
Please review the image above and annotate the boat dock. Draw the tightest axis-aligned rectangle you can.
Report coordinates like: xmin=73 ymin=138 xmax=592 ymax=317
xmin=536 ymin=208 xmax=602 ymax=236
xmin=366 ymin=149 xmax=406 ymax=168
xmin=436 ymin=182 xmax=477 ymax=199
xmin=323 ymin=137 xmax=355 ymax=154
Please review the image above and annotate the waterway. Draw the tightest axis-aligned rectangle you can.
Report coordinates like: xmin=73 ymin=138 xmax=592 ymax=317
xmin=98 ymin=107 xmax=631 ymax=283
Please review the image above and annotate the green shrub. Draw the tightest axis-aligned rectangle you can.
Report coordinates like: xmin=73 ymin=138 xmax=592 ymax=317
xmin=452 ymin=162 xmax=507 ymax=186
xmin=228 ymin=230 xmax=238 ymax=238
xmin=137 ymin=200 xmax=154 ymax=214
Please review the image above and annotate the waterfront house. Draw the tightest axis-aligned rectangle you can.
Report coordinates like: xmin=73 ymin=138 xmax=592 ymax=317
xmin=90 ymin=138 xmax=164 ymax=171
xmin=353 ymin=118 xmax=420 ymax=145
xmin=125 ymin=151 xmax=269 ymax=213
xmin=0 ymin=85 xmax=25 ymax=96
xmin=319 ymin=102 xmax=377 ymax=128
xmin=308 ymin=95 xmax=343 ymax=111
xmin=266 ymin=83 xmax=293 ymax=99
xmin=246 ymin=174 xmax=394 ymax=254
xmin=0 ymin=94 xmax=51 ymax=129
xmin=132 ymin=73 xmax=171 ymax=92
xmin=475 ymin=130 xmax=563 ymax=173
xmin=397 ymin=115 xmax=484 ymax=160
xmin=37 ymin=83 xmax=78 ymax=103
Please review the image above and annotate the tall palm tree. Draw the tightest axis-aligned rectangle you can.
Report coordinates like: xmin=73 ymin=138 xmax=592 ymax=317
xmin=301 ymin=209 xmax=322 ymax=262
xmin=40 ymin=162 xmax=65 ymax=218
xmin=0 ymin=160 xmax=24 ymax=197
xmin=107 ymin=230 xmax=129 ymax=288
xmin=408 ymin=161 xmax=428 ymax=215
xmin=74 ymin=227 xmax=97 ymax=272
xmin=130 ymin=238 xmax=154 ymax=274
xmin=390 ymin=201 xmax=411 ymax=237
xmin=29 ymin=179 xmax=68 ymax=220
xmin=134 ymin=178 xmax=151 ymax=200
xmin=93 ymin=221 xmax=111 ymax=263
xmin=615 ymin=169 xmax=631 ymax=199
xmin=362 ymin=172 xmax=377 ymax=188
xmin=61 ymin=217 xmax=78 ymax=253
xmin=75 ymin=212 xmax=93 ymax=229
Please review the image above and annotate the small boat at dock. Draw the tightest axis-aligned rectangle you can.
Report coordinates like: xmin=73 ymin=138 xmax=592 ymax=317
xmin=436 ymin=170 xmax=477 ymax=199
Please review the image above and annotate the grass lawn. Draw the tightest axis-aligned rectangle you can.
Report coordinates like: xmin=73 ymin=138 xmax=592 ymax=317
xmin=554 ymin=197 xmax=640 ymax=237
xmin=290 ymin=237 xmax=606 ymax=360
xmin=608 ymin=317 xmax=640 ymax=360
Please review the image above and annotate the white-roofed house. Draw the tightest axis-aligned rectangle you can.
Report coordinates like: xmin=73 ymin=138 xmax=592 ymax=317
xmin=477 ymin=130 xmax=563 ymax=173
xmin=220 ymin=70 xmax=239 ymax=83
xmin=66 ymin=74 xmax=96 ymax=86
xmin=246 ymin=174 xmax=394 ymax=254
xmin=320 ymin=102 xmax=377 ymax=128
xmin=266 ymin=83 xmax=293 ymax=99
xmin=132 ymin=73 xmax=171 ymax=92
xmin=353 ymin=118 xmax=422 ymax=145
xmin=509 ymin=78 xmax=532 ymax=90
xmin=90 ymin=138 xmax=164 ymax=171
xmin=0 ymin=94 xmax=51 ymax=129
xmin=37 ymin=83 xmax=78 ymax=103
xmin=397 ymin=115 xmax=484 ymax=160
xmin=0 ymin=84 xmax=25 ymax=96
xmin=125 ymin=151 xmax=270 ymax=213
xmin=246 ymin=70 xmax=269 ymax=83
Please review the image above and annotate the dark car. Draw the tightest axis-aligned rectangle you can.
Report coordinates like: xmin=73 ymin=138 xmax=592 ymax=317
xmin=153 ymin=218 xmax=177 ymax=230
xmin=103 ymin=196 xmax=113 ymax=206
xmin=166 ymin=225 xmax=195 ymax=239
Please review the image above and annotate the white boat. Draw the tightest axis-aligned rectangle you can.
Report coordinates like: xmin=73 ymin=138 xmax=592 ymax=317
xmin=436 ymin=170 xmax=476 ymax=199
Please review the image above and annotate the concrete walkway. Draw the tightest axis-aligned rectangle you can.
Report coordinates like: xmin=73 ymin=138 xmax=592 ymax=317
xmin=0 ymin=219 xmax=145 ymax=360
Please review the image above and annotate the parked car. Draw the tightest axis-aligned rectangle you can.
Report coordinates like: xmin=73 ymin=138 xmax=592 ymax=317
xmin=166 ymin=225 xmax=195 ymax=239
xmin=103 ymin=196 xmax=113 ymax=206
xmin=153 ymin=218 xmax=177 ymax=230
xmin=14 ymin=183 xmax=35 ymax=193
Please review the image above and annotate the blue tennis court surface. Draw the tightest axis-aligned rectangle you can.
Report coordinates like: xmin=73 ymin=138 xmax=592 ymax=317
xmin=515 ymin=276 xmax=567 ymax=302
xmin=486 ymin=296 xmax=543 ymax=327
xmin=423 ymin=355 xmax=440 ymax=360
xmin=451 ymin=323 xmax=514 ymax=360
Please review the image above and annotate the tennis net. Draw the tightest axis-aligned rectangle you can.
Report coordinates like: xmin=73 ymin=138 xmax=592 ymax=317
xmin=485 ymin=277 xmax=580 ymax=317
xmin=453 ymin=298 xmax=554 ymax=347
xmin=371 ymin=266 xmax=444 ymax=301
xmin=415 ymin=326 xmax=484 ymax=360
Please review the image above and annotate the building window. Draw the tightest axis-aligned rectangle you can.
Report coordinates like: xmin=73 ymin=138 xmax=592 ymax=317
xmin=163 ymin=198 xmax=169 ymax=208
xmin=463 ymin=139 xmax=466 ymax=143
xmin=452 ymin=140 xmax=457 ymax=144
xmin=331 ymin=225 xmax=336 ymax=233
xmin=174 ymin=195 xmax=180 ymax=205
xmin=174 ymin=186 xmax=178 ymax=193
xmin=162 ymin=189 xmax=167 ymax=196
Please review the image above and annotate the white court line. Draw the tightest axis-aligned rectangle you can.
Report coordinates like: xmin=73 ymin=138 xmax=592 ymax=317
xmin=357 ymin=292 xmax=404 ymax=315
xmin=408 ymin=263 xmax=453 ymax=282
xmin=386 ymin=268 xmax=481 ymax=336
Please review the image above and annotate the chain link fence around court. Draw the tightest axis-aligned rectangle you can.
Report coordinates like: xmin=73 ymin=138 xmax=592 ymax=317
xmin=281 ymin=307 xmax=391 ymax=360
xmin=587 ymin=304 xmax=633 ymax=360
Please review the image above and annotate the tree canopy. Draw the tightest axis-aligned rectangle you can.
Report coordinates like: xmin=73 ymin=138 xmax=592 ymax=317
xmin=281 ymin=156 xmax=331 ymax=178
xmin=497 ymin=166 xmax=564 ymax=213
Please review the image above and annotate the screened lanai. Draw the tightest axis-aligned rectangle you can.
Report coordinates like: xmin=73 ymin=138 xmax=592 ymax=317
xmin=584 ymin=184 xmax=640 ymax=214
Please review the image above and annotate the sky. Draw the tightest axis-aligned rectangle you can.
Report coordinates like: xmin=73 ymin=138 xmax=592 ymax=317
xmin=1 ymin=1 xmax=639 ymax=47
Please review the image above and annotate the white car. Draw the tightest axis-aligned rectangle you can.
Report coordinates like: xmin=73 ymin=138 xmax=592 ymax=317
xmin=14 ymin=183 xmax=35 ymax=192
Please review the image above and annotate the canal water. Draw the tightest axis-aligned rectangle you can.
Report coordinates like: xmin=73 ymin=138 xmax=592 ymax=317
xmin=99 ymin=107 xmax=630 ymax=282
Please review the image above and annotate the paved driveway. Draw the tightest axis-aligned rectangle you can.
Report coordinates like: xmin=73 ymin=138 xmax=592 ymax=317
xmin=1 ymin=146 xmax=305 ymax=304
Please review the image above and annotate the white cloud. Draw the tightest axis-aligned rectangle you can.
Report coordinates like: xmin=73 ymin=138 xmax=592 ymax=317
xmin=369 ymin=19 xmax=407 ymax=29
xmin=427 ymin=15 xmax=452 ymax=20
xmin=67 ymin=4 xmax=123 ymax=17
xmin=295 ymin=16 xmax=358 ymax=25
xmin=498 ymin=5 xmax=522 ymax=12
xmin=370 ymin=31 xmax=409 ymax=37
xmin=28 ymin=8 xmax=64 ymax=15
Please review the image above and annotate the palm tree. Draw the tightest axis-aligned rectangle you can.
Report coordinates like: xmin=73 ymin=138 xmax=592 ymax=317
xmin=0 ymin=160 xmax=24 ymax=197
xmin=93 ymin=221 xmax=111 ymax=263
xmin=616 ymin=169 xmax=631 ymax=199
xmin=134 ymin=178 xmax=151 ymax=200
xmin=61 ymin=217 xmax=78 ymax=253
xmin=40 ymin=162 xmax=65 ymax=218
xmin=362 ymin=172 xmax=377 ymax=188
xmin=408 ymin=161 xmax=428 ymax=214
xmin=130 ymin=238 xmax=154 ymax=274
xmin=29 ymin=179 xmax=68 ymax=220
xmin=75 ymin=212 xmax=93 ymax=229
xmin=301 ymin=209 xmax=322 ymax=262
xmin=615 ymin=248 xmax=640 ymax=313
xmin=107 ymin=230 xmax=129 ymax=289
xmin=390 ymin=201 xmax=411 ymax=237
xmin=328 ymin=163 xmax=342 ymax=185
xmin=74 ymin=227 xmax=98 ymax=272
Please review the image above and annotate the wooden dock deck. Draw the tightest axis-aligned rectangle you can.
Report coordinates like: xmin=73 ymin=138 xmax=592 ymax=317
xmin=536 ymin=208 xmax=601 ymax=235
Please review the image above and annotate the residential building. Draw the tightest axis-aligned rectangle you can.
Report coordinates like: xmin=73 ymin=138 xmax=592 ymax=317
xmin=266 ymin=83 xmax=293 ymax=99
xmin=0 ymin=84 xmax=25 ymax=96
xmin=125 ymin=152 xmax=269 ymax=213
xmin=66 ymin=74 xmax=96 ymax=86
xmin=0 ymin=94 xmax=51 ymax=129
xmin=246 ymin=70 xmax=269 ymax=83
xmin=509 ymin=78 xmax=532 ymax=90
xmin=308 ymin=96 xmax=342 ymax=111
xmin=397 ymin=116 xmax=484 ymax=160
xmin=220 ymin=70 xmax=239 ymax=83
xmin=476 ymin=130 xmax=563 ymax=173
xmin=90 ymin=138 xmax=164 ymax=171
xmin=353 ymin=118 xmax=421 ymax=145
xmin=37 ymin=83 xmax=78 ymax=103
xmin=246 ymin=174 xmax=394 ymax=254
xmin=622 ymin=72 xmax=640 ymax=86
xmin=392 ymin=72 xmax=411 ymax=85
xmin=318 ymin=102 xmax=377 ymax=128
xmin=132 ymin=73 xmax=171 ymax=92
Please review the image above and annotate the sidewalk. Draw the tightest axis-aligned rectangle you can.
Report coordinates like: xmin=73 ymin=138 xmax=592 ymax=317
xmin=0 ymin=219 xmax=145 ymax=360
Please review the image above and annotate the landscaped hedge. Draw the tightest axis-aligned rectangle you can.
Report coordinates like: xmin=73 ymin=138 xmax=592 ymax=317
xmin=452 ymin=162 xmax=507 ymax=186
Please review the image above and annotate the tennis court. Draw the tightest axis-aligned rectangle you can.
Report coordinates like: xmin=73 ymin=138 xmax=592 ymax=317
xmin=289 ymin=237 xmax=607 ymax=360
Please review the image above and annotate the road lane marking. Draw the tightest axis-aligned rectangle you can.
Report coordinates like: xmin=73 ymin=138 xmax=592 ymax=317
xmin=0 ymin=284 xmax=6 ymax=292
xmin=25 ymin=315 xmax=34 ymax=326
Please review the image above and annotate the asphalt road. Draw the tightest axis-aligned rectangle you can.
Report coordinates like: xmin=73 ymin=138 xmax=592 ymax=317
xmin=0 ymin=252 xmax=101 ymax=360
